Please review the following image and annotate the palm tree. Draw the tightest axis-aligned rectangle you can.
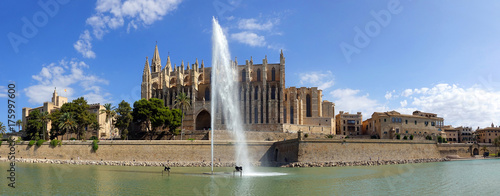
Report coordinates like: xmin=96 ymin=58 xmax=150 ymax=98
xmin=100 ymin=103 xmax=116 ymax=139
xmin=39 ymin=111 xmax=50 ymax=140
xmin=91 ymin=121 xmax=102 ymax=139
xmin=59 ymin=112 xmax=76 ymax=140
xmin=15 ymin=119 xmax=22 ymax=132
xmin=174 ymin=92 xmax=191 ymax=140
xmin=494 ymin=136 xmax=500 ymax=157
xmin=0 ymin=122 xmax=6 ymax=138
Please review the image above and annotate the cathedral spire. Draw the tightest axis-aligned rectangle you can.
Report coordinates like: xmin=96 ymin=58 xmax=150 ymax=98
xmin=165 ymin=55 xmax=172 ymax=72
xmin=152 ymin=44 xmax=161 ymax=72
xmin=143 ymin=57 xmax=150 ymax=82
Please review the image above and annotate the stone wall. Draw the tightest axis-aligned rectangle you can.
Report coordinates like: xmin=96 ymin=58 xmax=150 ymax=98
xmin=437 ymin=143 xmax=497 ymax=157
xmin=271 ymin=139 xmax=443 ymax=165
xmin=0 ymin=140 xmax=274 ymax=164
xmin=211 ymin=130 xmax=297 ymax=141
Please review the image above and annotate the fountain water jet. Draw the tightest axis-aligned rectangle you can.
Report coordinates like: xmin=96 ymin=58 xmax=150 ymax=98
xmin=211 ymin=17 xmax=253 ymax=174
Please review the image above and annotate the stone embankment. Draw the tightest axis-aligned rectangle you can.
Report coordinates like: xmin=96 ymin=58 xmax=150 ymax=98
xmin=0 ymin=158 xmax=261 ymax=167
xmin=281 ymin=158 xmax=449 ymax=168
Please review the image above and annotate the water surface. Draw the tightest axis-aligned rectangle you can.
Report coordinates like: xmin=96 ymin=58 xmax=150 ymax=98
xmin=1 ymin=159 xmax=499 ymax=195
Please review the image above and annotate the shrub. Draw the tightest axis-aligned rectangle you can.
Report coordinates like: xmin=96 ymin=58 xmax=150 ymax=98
xmin=345 ymin=135 xmax=349 ymax=139
xmin=410 ymin=135 xmax=414 ymax=140
xmin=326 ymin=134 xmax=334 ymax=139
xmin=28 ymin=140 xmax=36 ymax=146
xmin=403 ymin=135 xmax=408 ymax=140
xmin=36 ymin=139 xmax=46 ymax=147
xmin=187 ymin=138 xmax=195 ymax=141
xmin=92 ymin=139 xmax=99 ymax=152
xmin=304 ymin=133 xmax=309 ymax=138
xmin=89 ymin=136 xmax=98 ymax=140
xmin=50 ymin=139 xmax=62 ymax=147
xmin=437 ymin=136 xmax=443 ymax=143
xmin=396 ymin=134 xmax=400 ymax=140
xmin=70 ymin=137 xmax=77 ymax=141
xmin=173 ymin=129 xmax=180 ymax=136
xmin=0 ymin=140 xmax=2 ymax=146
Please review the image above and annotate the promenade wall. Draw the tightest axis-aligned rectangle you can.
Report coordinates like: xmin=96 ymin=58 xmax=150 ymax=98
xmin=3 ymin=139 xmax=495 ymax=166
xmin=0 ymin=140 xmax=274 ymax=164
xmin=274 ymin=139 xmax=442 ymax=164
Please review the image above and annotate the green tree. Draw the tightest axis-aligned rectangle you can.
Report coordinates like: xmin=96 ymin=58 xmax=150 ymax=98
xmin=39 ymin=111 xmax=50 ymax=140
xmin=49 ymin=109 xmax=63 ymax=140
xmin=133 ymin=98 xmax=173 ymax=140
xmin=115 ymin=100 xmax=133 ymax=140
xmin=60 ymin=97 xmax=97 ymax=140
xmin=15 ymin=119 xmax=22 ymax=132
xmin=91 ymin=120 xmax=102 ymax=139
xmin=169 ymin=109 xmax=182 ymax=134
xmin=174 ymin=92 xmax=191 ymax=140
xmin=26 ymin=110 xmax=43 ymax=140
xmin=494 ymin=136 xmax=500 ymax=157
xmin=58 ymin=112 xmax=76 ymax=140
xmin=0 ymin=122 xmax=6 ymax=138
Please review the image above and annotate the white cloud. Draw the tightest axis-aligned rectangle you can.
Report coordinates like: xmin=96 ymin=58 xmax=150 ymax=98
xmin=74 ymin=30 xmax=96 ymax=59
xmin=299 ymin=71 xmax=335 ymax=90
xmin=400 ymin=100 xmax=407 ymax=107
xmin=230 ymin=16 xmax=282 ymax=48
xmin=402 ymin=89 xmax=413 ymax=97
xmin=331 ymin=88 xmax=387 ymax=118
xmin=75 ymin=0 xmax=183 ymax=58
xmin=401 ymin=83 xmax=500 ymax=128
xmin=0 ymin=86 xmax=7 ymax=98
xmin=24 ymin=59 xmax=111 ymax=105
xmin=231 ymin=31 xmax=266 ymax=47
xmin=238 ymin=18 xmax=275 ymax=31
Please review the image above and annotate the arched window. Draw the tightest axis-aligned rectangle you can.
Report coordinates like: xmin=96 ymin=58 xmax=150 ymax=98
xmin=271 ymin=68 xmax=276 ymax=81
xmin=257 ymin=69 xmax=261 ymax=82
xmin=306 ymin=94 xmax=311 ymax=117
xmin=290 ymin=108 xmax=294 ymax=124
xmin=254 ymin=86 xmax=259 ymax=100
xmin=205 ymin=88 xmax=210 ymax=101
xmin=242 ymin=69 xmax=246 ymax=82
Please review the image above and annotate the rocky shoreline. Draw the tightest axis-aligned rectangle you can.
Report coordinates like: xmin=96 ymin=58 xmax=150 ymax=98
xmin=281 ymin=158 xmax=449 ymax=167
xmin=0 ymin=158 xmax=258 ymax=167
xmin=0 ymin=157 xmax=449 ymax=168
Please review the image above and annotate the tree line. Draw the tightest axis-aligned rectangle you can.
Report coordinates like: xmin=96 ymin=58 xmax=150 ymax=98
xmin=22 ymin=92 xmax=191 ymax=141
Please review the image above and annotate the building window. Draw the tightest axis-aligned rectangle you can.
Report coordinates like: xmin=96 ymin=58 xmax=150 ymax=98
xmin=306 ymin=94 xmax=311 ymax=117
xmin=254 ymin=86 xmax=259 ymax=100
xmin=205 ymin=88 xmax=210 ymax=101
xmin=254 ymin=107 xmax=258 ymax=124
xmin=242 ymin=69 xmax=246 ymax=82
xmin=415 ymin=121 xmax=417 ymax=125
xmin=384 ymin=119 xmax=386 ymax=122
xmin=290 ymin=108 xmax=294 ymax=124
xmin=271 ymin=67 xmax=276 ymax=81
xmin=257 ymin=69 xmax=261 ymax=82
xmin=271 ymin=86 xmax=276 ymax=99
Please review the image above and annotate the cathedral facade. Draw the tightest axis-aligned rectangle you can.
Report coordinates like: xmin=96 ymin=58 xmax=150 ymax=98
xmin=141 ymin=45 xmax=336 ymax=134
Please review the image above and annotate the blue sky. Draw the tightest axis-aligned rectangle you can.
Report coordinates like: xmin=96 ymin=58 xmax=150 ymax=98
xmin=1 ymin=0 xmax=500 ymax=131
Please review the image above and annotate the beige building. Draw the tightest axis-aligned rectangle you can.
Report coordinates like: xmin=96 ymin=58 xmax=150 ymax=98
xmin=457 ymin=126 xmax=474 ymax=143
xmin=22 ymin=89 xmax=114 ymax=140
xmin=442 ymin=126 xmax=459 ymax=143
xmin=363 ymin=110 xmax=444 ymax=139
xmin=476 ymin=126 xmax=500 ymax=144
xmin=141 ymin=45 xmax=335 ymax=134
xmin=335 ymin=111 xmax=362 ymax=136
